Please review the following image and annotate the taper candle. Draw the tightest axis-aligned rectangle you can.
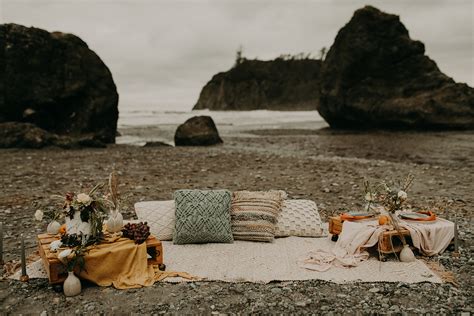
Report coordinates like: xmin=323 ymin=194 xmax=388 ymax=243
xmin=21 ymin=235 xmax=27 ymax=277
xmin=0 ymin=222 xmax=3 ymax=265
xmin=454 ymin=216 xmax=459 ymax=252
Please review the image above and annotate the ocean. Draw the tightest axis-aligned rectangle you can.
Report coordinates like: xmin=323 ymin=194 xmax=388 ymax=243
xmin=117 ymin=107 xmax=326 ymax=146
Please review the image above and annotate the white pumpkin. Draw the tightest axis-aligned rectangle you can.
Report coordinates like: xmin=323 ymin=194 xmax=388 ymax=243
xmin=47 ymin=220 xmax=61 ymax=235
xmin=106 ymin=210 xmax=123 ymax=233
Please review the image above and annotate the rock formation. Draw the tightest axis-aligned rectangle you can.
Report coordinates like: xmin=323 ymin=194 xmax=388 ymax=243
xmin=193 ymin=58 xmax=321 ymax=111
xmin=0 ymin=122 xmax=106 ymax=149
xmin=318 ymin=6 xmax=474 ymax=129
xmin=174 ymin=116 xmax=223 ymax=146
xmin=0 ymin=23 xmax=119 ymax=143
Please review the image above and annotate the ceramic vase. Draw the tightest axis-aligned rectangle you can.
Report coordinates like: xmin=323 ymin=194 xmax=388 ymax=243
xmin=399 ymin=244 xmax=416 ymax=262
xmin=63 ymin=271 xmax=81 ymax=297
xmin=47 ymin=220 xmax=61 ymax=235
xmin=106 ymin=210 xmax=123 ymax=233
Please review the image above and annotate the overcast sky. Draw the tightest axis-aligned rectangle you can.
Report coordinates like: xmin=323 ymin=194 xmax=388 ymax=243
xmin=1 ymin=0 xmax=473 ymax=111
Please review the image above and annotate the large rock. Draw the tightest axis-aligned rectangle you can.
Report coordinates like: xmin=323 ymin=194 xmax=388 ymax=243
xmin=0 ymin=23 xmax=119 ymax=142
xmin=0 ymin=122 xmax=106 ymax=149
xmin=193 ymin=58 xmax=321 ymax=111
xmin=318 ymin=6 xmax=474 ymax=129
xmin=174 ymin=116 xmax=223 ymax=146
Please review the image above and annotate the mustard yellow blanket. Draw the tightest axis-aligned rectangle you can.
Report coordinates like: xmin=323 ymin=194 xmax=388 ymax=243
xmin=75 ymin=236 xmax=195 ymax=289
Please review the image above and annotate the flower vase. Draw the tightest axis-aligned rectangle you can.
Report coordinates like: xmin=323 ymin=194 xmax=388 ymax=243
xmin=47 ymin=220 xmax=61 ymax=234
xmin=399 ymin=244 xmax=416 ymax=262
xmin=106 ymin=210 xmax=123 ymax=233
xmin=63 ymin=271 xmax=81 ymax=297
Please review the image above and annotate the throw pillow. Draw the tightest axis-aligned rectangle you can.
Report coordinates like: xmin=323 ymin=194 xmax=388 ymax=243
xmin=275 ymin=199 xmax=324 ymax=237
xmin=231 ymin=190 xmax=285 ymax=242
xmin=134 ymin=200 xmax=175 ymax=241
xmin=173 ymin=189 xmax=233 ymax=244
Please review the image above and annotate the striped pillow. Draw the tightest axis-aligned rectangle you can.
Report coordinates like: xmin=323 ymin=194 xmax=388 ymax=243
xmin=231 ymin=190 xmax=286 ymax=242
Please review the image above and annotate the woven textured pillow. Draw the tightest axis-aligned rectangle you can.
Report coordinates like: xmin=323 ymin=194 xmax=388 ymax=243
xmin=174 ymin=189 xmax=233 ymax=244
xmin=134 ymin=200 xmax=175 ymax=241
xmin=275 ymin=199 xmax=323 ymax=237
xmin=231 ymin=190 xmax=285 ymax=242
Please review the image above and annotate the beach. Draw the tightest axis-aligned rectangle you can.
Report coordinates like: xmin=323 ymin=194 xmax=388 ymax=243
xmin=1 ymin=124 xmax=473 ymax=314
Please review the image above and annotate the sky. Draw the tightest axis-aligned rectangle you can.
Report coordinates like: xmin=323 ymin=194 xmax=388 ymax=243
xmin=1 ymin=0 xmax=473 ymax=111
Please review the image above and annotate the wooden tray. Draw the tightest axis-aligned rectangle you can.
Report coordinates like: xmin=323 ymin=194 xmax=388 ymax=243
xmin=37 ymin=233 xmax=163 ymax=284
xmin=329 ymin=216 xmax=411 ymax=255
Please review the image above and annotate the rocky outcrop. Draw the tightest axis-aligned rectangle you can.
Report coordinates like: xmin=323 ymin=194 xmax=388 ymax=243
xmin=0 ymin=23 xmax=119 ymax=143
xmin=0 ymin=122 xmax=106 ymax=148
xmin=174 ymin=116 xmax=223 ymax=146
xmin=318 ymin=6 xmax=474 ymax=129
xmin=193 ymin=59 xmax=321 ymax=111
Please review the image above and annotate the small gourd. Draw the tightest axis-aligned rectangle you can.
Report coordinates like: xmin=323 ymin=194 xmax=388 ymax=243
xmin=378 ymin=215 xmax=390 ymax=226
xmin=106 ymin=210 xmax=123 ymax=233
xmin=47 ymin=220 xmax=61 ymax=235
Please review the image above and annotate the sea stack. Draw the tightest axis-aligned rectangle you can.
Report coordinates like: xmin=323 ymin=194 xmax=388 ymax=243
xmin=0 ymin=23 xmax=119 ymax=144
xmin=194 ymin=58 xmax=322 ymax=111
xmin=318 ymin=6 xmax=474 ymax=130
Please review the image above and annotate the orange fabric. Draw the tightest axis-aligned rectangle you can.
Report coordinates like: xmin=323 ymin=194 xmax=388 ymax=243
xmin=75 ymin=236 xmax=196 ymax=289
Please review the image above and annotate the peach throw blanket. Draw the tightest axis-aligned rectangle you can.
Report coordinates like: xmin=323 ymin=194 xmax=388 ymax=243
xmin=78 ymin=236 xmax=196 ymax=289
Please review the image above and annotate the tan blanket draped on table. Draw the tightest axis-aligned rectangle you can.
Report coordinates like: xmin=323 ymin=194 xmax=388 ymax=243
xmin=301 ymin=217 xmax=455 ymax=272
xmin=400 ymin=218 xmax=455 ymax=256
xmin=77 ymin=236 xmax=196 ymax=289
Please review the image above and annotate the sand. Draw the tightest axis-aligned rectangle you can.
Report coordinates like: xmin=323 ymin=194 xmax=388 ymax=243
xmin=0 ymin=128 xmax=472 ymax=314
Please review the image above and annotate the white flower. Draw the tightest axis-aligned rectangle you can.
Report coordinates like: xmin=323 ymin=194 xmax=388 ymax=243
xmin=49 ymin=240 xmax=63 ymax=252
xmin=76 ymin=193 xmax=92 ymax=205
xmin=397 ymin=190 xmax=408 ymax=201
xmin=34 ymin=209 xmax=44 ymax=221
xmin=58 ymin=249 xmax=73 ymax=265
xmin=365 ymin=192 xmax=374 ymax=202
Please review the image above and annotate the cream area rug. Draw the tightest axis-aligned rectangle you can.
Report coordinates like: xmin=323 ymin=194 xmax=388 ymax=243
xmin=162 ymin=236 xmax=441 ymax=284
xmin=11 ymin=236 xmax=441 ymax=284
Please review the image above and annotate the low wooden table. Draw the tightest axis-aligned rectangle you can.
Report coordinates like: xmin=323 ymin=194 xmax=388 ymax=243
xmin=329 ymin=216 xmax=411 ymax=259
xmin=37 ymin=234 xmax=164 ymax=284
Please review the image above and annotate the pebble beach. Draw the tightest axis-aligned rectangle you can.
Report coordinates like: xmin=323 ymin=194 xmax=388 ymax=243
xmin=1 ymin=126 xmax=473 ymax=314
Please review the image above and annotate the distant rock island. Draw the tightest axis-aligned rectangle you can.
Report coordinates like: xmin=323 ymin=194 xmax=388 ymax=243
xmin=318 ymin=6 xmax=474 ymax=130
xmin=193 ymin=58 xmax=322 ymax=111
xmin=0 ymin=23 xmax=118 ymax=147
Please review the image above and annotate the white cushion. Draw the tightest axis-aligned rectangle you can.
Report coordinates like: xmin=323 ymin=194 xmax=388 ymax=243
xmin=134 ymin=200 xmax=175 ymax=241
xmin=275 ymin=199 xmax=323 ymax=237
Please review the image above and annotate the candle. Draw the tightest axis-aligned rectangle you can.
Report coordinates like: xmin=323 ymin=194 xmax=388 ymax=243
xmin=0 ymin=222 xmax=3 ymax=265
xmin=454 ymin=216 xmax=459 ymax=253
xmin=20 ymin=235 xmax=29 ymax=282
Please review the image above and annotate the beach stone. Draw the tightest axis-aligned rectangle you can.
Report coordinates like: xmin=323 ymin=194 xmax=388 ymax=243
xmin=143 ymin=141 xmax=172 ymax=147
xmin=0 ymin=23 xmax=119 ymax=143
xmin=318 ymin=6 xmax=474 ymax=130
xmin=0 ymin=122 xmax=106 ymax=148
xmin=174 ymin=116 xmax=223 ymax=146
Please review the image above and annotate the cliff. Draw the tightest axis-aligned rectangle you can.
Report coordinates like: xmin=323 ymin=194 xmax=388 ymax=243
xmin=193 ymin=58 xmax=321 ymax=111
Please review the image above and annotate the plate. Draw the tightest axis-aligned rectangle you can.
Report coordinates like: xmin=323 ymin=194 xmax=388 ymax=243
xmin=400 ymin=212 xmax=431 ymax=220
xmin=347 ymin=212 xmax=372 ymax=217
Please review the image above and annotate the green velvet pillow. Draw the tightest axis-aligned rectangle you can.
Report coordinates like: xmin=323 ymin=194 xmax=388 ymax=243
xmin=173 ymin=189 xmax=234 ymax=244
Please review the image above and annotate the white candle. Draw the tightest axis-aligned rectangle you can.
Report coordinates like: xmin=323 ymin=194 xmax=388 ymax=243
xmin=454 ymin=216 xmax=459 ymax=253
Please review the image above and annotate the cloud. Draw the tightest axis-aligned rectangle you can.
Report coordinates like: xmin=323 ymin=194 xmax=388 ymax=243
xmin=2 ymin=0 xmax=473 ymax=110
